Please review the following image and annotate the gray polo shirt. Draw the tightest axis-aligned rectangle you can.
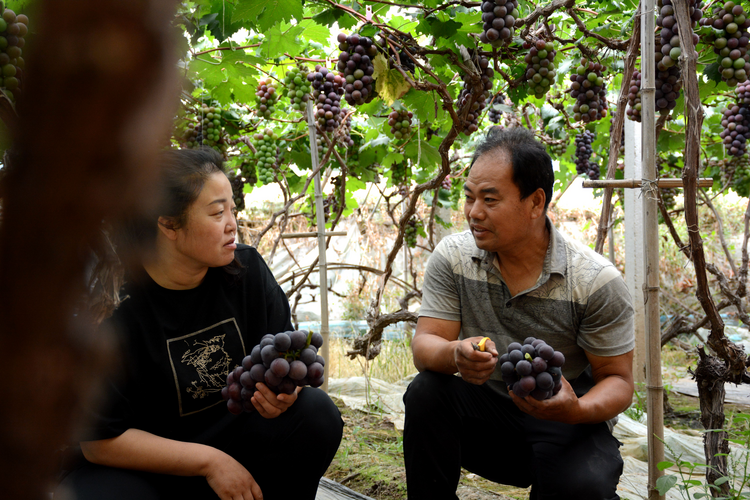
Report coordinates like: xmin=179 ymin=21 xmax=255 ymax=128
xmin=419 ymin=219 xmax=635 ymax=393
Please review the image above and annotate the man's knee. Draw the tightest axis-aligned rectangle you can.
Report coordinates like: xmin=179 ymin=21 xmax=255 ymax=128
xmin=403 ymin=370 xmax=454 ymax=411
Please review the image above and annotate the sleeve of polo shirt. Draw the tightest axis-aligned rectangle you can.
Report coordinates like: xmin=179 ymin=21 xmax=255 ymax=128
xmin=577 ymin=267 xmax=636 ymax=357
xmin=419 ymin=240 xmax=462 ymax=322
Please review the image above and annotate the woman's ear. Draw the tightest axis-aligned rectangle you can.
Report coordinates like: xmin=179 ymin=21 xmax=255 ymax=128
xmin=157 ymin=217 xmax=178 ymax=241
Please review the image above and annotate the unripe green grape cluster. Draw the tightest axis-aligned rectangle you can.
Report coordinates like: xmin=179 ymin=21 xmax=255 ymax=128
xmin=240 ymin=157 xmax=257 ymax=187
xmin=568 ymin=59 xmax=608 ymax=123
xmin=457 ymin=55 xmax=494 ymax=135
xmin=284 ymin=65 xmax=311 ymax=112
xmin=700 ymin=1 xmax=750 ymax=87
xmin=547 ymin=139 xmax=568 ymax=159
xmin=522 ymin=39 xmax=557 ymax=98
xmin=199 ymin=103 xmax=227 ymax=150
xmin=478 ymin=0 xmax=519 ymax=46
xmin=390 ymin=160 xmax=409 ymax=187
xmin=252 ymin=128 xmax=282 ymax=185
xmin=388 ymin=109 xmax=413 ymax=141
xmin=0 ymin=5 xmax=27 ymax=102
xmin=255 ymin=77 xmax=278 ymax=119
xmin=404 ymin=217 xmax=422 ymax=248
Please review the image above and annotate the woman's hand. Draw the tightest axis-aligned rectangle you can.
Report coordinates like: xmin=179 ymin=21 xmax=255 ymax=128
xmin=204 ymin=449 xmax=263 ymax=500
xmin=251 ymin=383 xmax=300 ymax=418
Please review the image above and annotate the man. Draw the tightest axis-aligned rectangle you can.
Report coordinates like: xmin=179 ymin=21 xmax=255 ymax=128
xmin=403 ymin=127 xmax=634 ymax=499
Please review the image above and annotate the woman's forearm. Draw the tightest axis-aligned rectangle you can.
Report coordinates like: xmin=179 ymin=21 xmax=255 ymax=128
xmin=80 ymin=428 xmax=223 ymax=478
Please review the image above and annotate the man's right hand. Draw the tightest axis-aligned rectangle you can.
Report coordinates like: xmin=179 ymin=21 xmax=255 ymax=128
xmin=454 ymin=336 xmax=498 ymax=384
xmin=204 ymin=450 xmax=264 ymax=500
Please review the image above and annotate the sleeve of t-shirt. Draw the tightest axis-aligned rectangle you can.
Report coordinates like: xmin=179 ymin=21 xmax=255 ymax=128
xmin=419 ymin=239 xmax=462 ymax=322
xmin=576 ymin=267 xmax=636 ymax=357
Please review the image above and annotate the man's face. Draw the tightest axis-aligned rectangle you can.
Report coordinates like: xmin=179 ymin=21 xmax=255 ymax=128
xmin=463 ymin=149 xmax=542 ymax=254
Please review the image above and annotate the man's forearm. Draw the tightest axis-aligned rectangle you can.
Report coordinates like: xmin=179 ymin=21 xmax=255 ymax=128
xmin=81 ymin=428 xmax=221 ymax=478
xmin=412 ymin=333 xmax=459 ymax=374
xmin=574 ymin=374 xmax=634 ymax=424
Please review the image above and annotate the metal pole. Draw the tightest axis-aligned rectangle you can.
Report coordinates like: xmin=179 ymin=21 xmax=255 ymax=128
xmin=640 ymin=0 xmax=665 ymax=497
xmin=306 ymin=100 xmax=330 ymax=393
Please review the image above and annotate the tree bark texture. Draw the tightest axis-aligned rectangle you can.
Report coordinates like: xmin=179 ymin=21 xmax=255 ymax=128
xmin=695 ymin=349 xmax=730 ymax=496
xmin=0 ymin=1 xmax=179 ymax=499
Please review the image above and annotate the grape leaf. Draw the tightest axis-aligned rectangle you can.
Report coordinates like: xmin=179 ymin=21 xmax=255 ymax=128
xmin=232 ymin=0 xmax=266 ymax=23
xmin=416 ymin=16 xmax=462 ymax=39
xmin=232 ymin=0 xmax=303 ymax=31
xmin=703 ymin=62 xmax=722 ymax=84
xmin=261 ymin=22 xmax=305 ymax=58
xmin=382 ymin=152 xmax=404 ymax=168
xmin=402 ymin=89 xmax=444 ymax=123
xmin=372 ymin=54 xmax=412 ymax=106
xmin=405 ymin=139 xmax=441 ymax=168
xmin=298 ymin=19 xmax=332 ymax=45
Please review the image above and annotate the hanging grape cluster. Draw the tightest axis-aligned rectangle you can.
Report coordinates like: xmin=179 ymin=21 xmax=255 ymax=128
xmin=226 ymin=170 xmax=246 ymax=212
xmin=457 ymin=55 xmax=494 ymax=135
xmin=252 ymin=128 xmax=283 ymax=185
xmin=222 ymin=330 xmax=325 ymax=414
xmin=657 ymin=156 xmax=680 ymax=211
xmin=239 ymin=157 xmax=257 ymax=187
xmin=720 ymin=83 xmax=750 ymax=157
xmin=334 ymin=107 xmax=355 ymax=148
xmin=284 ymin=64 xmax=312 ymax=112
xmin=700 ymin=1 xmax=750 ymax=87
xmin=255 ymin=77 xmax=278 ymax=119
xmin=387 ymin=108 xmax=413 ymax=141
xmin=379 ymin=33 xmax=416 ymax=73
xmin=404 ymin=217 xmax=422 ymax=248
xmin=478 ymin=0 xmax=520 ymax=46
xmin=179 ymin=102 xmax=228 ymax=155
xmin=547 ymin=137 xmax=568 ymax=159
xmin=488 ymin=93 xmax=506 ymax=124
xmin=308 ymin=65 xmax=345 ymax=133
xmin=568 ymin=59 xmax=608 ymax=123
xmin=0 ymin=6 xmax=27 ymax=101
xmin=626 ymin=69 xmax=642 ymax=121
xmin=391 ymin=160 xmax=409 ymax=187
xmin=656 ymin=0 xmax=701 ymax=71
xmin=573 ymin=130 xmax=599 ymax=179
xmin=523 ymin=39 xmax=557 ymax=99
xmin=336 ymin=33 xmax=377 ymax=106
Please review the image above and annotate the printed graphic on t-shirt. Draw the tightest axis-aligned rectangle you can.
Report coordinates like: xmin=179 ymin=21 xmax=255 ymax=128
xmin=166 ymin=318 xmax=246 ymax=416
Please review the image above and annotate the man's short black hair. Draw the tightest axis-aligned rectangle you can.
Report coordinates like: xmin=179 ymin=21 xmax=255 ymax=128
xmin=470 ymin=126 xmax=555 ymax=210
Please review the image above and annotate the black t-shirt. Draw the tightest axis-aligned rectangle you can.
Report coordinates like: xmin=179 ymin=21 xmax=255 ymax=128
xmin=84 ymin=245 xmax=292 ymax=446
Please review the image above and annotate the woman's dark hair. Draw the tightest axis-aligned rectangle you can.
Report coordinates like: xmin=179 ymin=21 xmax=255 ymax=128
xmin=115 ymin=147 xmax=243 ymax=279
xmin=470 ymin=126 xmax=554 ymax=210
xmin=157 ymin=147 xmax=226 ymax=231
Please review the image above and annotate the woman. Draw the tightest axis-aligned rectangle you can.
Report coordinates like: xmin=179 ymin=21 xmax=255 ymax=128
xmin=57 ymin=148 xmax=344 ymax=500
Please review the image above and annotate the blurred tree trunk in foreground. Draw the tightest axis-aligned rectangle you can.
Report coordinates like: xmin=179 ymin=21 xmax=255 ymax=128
xmin=0 ymin=1 xmax=179 ymax=499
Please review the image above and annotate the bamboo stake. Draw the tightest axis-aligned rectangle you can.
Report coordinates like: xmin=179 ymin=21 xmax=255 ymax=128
xmin=582 ymin=178 xmax=714 ymax=188
xmin=306 ymin=100 xmax=330 ymax=393
xmin=641 ymin=0 xmax=665 ymax=497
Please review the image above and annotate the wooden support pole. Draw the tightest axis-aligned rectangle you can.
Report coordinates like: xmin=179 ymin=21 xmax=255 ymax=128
xmin=641 ymin=0 xmax=665 ymax=496
xmin=280 ymin=231 xmax=348 ymax=239
xmin=582 ymin=178 xmax=714 ymax=188
xmin=306 ymin=100 xmax=330 ymax=393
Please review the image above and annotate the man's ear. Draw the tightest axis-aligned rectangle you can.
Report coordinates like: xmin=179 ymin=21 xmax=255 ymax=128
xmin=157 ymin=217 xmax=178 ymax=241
xmin=530 ymin=188 xmax=546 ymax=218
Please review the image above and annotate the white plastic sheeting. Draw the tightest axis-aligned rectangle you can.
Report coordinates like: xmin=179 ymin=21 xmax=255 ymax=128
xmin=327 ymin=376 xmax=750 ymax=500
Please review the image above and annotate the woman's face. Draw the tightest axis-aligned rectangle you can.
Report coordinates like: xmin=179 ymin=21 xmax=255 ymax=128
xmin=173 ymin=171 xmax=237 ymax=269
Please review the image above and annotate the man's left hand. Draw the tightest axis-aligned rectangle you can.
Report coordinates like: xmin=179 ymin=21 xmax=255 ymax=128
xmin=509 ymin=376 xmax=582 ymax=424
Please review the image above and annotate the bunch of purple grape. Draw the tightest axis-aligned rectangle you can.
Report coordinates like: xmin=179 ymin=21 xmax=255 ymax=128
xmin=568 ymin=59 xmax=608 ymax=123
xmin=336 ymin=33 xmax=377 ymax=106
xmin=500 ymin=336 xmax=565 ymax=400
xmin=478 ymin=0 xmax=519 ymax=46
xmin=457 ymin=55 xmax=493 ymax=135
xmin=308 ymin=65 xmax=345 ymax=133
xmin=222 ymin=330 xmax=325 ymax=415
